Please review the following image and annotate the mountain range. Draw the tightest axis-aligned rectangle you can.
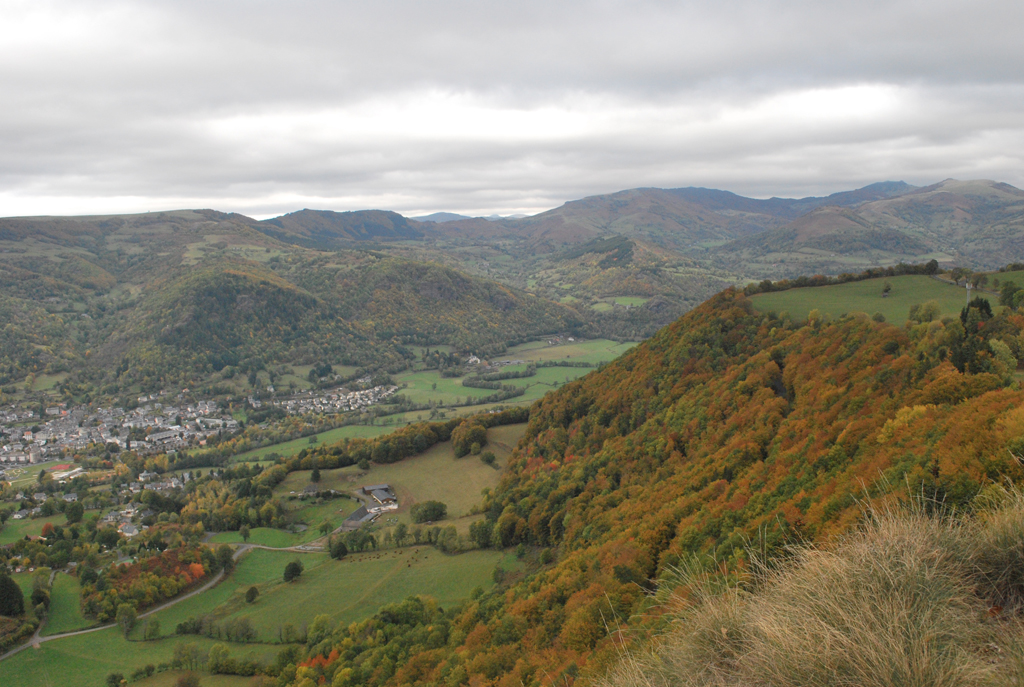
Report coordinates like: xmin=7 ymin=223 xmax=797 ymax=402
xmin=3 ymin=177 xmax=1024 ymax=404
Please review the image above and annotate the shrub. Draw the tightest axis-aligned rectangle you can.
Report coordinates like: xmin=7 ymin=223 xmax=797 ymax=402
xmin=452 ymin=421 xmax=487 ymax=458
xmin=176 ymin=673 xmax=201 ymax=687
xmin=283 ymin=560 xmax=304 ymax=582
xmin=245 ymin=586 xmax=259 ymax=604
xmin=411 ymin=500 xmax=448 ymax=523
xmin=330 ymin=537 xmax=348 ymax=560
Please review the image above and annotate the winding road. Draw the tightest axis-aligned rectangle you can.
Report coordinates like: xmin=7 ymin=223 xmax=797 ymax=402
xmin=0 ymin=543 xmax=276 ymax=662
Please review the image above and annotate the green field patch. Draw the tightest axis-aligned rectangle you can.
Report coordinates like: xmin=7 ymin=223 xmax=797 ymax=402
xmin=32 ymin=373 xmax=68 ymax=392
xmin=503 ymin=339 xmax=637 ymax=364
xmin=0 ymin=625 xmax=279 ymax=687
xmin=590 ymin=302 xmax=613 ymax=312
xmin=749 ymin=275 xmax=992 ymax=323
xmin=11 ymin=568 xmax=49 ymax=601
xmin=612 ymin=296 xmax=649 ymax=306
xmin=135 ymin=673 xmax=259 ymax=687
xmin=209 ymin=527 xmax=314 ymax=548
xmin=229 ymin=424 xmax=391 ymax=463
xmin=990 ymin=270 xmax=1024 ymax=288
xmin=392 ymin=370 xmax=490 ymax=406
xmin=41 ymin=572 xmax=92 ymax=636
xmin=207 ymin=493 xmax=359 ymax=548
xmin=141 ymin=548 xmax=311 ymax=637
xmin=214 ymin=548 xmax=501 ymax=642
xmin=282 ymin=427 xmax=522 ymax=520
xmin=0 ymin=514 xmax=67 ymax=545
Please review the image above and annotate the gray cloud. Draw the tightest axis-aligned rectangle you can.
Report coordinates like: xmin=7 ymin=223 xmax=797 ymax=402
xmin=2 ymin=0 xmax=1024 ymax=217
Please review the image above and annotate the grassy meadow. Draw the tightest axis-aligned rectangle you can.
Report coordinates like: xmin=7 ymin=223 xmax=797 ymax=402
xmin=0 ymin=515 xmax=66 ymax=546
xmin=212 ymin=547 xmax=502 ymax=641
xmin=0 ymin=627 xmax=280 ymax=687
xmin=279 ymin=424 xmax=525 ymax=519
xmin=229 ymin=424 xmax=391 ymax=464
xmin=749 ymin=274 xmax=993 ymax=323
xmin=41 ymin=573 xmax=91 ymax=636
xmin=137 ymin=546 xmax=502 ymax=644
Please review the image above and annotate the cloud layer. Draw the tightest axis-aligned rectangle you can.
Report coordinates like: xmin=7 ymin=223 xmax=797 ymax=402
xmin=2 ymin=0 xmax=1023 ymax=218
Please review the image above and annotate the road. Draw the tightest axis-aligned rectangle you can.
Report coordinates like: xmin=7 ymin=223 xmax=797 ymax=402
xmin=0 ymin=545 xmax=254 ymax=663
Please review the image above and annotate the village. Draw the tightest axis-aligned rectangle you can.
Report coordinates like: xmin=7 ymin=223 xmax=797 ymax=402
xmin=267 ymin=384 xmax=398 ymax=415
xmin=0 ymin=383 xmax=399 ymax=475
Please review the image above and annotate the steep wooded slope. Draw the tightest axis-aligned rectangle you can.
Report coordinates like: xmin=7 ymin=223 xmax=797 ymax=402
xmin=286 ymin=290 xmax=1024 ymax=687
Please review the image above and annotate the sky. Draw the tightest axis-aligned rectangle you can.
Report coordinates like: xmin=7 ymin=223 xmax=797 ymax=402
xmin=2 ymin=0 xmax=1023 ymax=219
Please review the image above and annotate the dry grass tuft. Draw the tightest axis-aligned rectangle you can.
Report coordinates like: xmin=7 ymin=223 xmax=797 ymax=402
xmin=602 ymin=498 xmax=1024 ymax=687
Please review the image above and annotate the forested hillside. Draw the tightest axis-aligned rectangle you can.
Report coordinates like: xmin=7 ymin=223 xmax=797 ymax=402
xmin=0 ymin=211 xmax=588 ymax=402
xmin=279 ymin=288 xmax=1024 ymax=687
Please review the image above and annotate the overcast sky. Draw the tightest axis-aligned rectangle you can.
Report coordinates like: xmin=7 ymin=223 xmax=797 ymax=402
xmin=2 ymin=0 xmax=1023 ymax=219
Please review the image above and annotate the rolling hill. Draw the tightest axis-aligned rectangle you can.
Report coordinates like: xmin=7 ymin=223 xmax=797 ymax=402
xmin=713 ymin=179 xmax=1024 ymax=277
xmin=275 ymin=284 xmax=1024 ymax=687
xmin=0 ymin=210 xmax=590 ymax=402
xmin=257 ymin=208 xmax=426 ymax=247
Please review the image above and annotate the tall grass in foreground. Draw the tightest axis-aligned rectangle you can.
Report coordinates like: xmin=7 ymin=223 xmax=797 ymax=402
xmin=604 ymin=493 xmax=1024 ymax=687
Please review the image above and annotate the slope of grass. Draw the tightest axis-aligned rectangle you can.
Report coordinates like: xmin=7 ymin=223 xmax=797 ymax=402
xmin=0 ymin=515 xmax=64 ymax=546
xmin=601 ymin=496 xmax=1024 ymax=687
xmin=229 ymin=424 xmax=391 ymax=463
xmin=749 ymin=274 xmax=991 ymax=323
xmin=279 ymin=425 xmax=523 ymax=519
xmin=138 ymin=546 xmax=501 ymax=644
xmin=214 ymin=548 xmax=501 ymax=642
xmin=41 ymin=572 xmax=91 ymax=636
xmin=0 ymin=627 xmax=280 ymax=687
xmin=138 ymin=548 xmax=308 ymax=638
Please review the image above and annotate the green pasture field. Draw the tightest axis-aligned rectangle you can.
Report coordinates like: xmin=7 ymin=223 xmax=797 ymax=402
xmin=135 ymin=673 xmax=259 ymax=687
xmin=137 ymin=548 xmax=312 ymax=639
xmin=989 ymin=270 xmax=1024 ymax=288
xmin=208 ymin=527 xmax=311 ymax=548
xmin=11 ymin=568 xmax=48 ymax=600
xmin=190 ymin=547 xmax=501 ymax=642
xmin=280 ymin=424 xmax=524 ymax=520
xmin=228 ymin=424 xmax=390 ymax=463
xmin=612 ymin=296 xmax=649 ymax=306
xmin=0 ymin=515 xmax=66 ymax=545
xmin=0 ymin=626 xmax=280 ymax=687
xmin=41 ymin=572 xmax=91 ymax=636
xmin=590 ymin=302 xmax=613 ymax=312
xmin=500 ymin=338 xmax=636 ymax=364
xmin=749 ymin=275 xmax=993 ymax=323
xmin=392 ymin=370 xmax=489 ymax=405
xmin=217 ymin=339 xmax=628 ymax=473
xmin=30 ymin=373 xmax=68 ymax=392
xmin=208 ymin=495 xmax=359 ymax=549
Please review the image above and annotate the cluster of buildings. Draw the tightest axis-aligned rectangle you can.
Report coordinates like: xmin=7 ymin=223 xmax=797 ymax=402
xmin=0 ymin=383 xmax=400 ymax=468
xmin=342 ymin=483 xmax=398 ymax=530
xmin=272 ymin=385 xmax=398 ymax=416
xmin=0 ymin=397 xmax=238 ymax=463
xmin=100 ymin=502 xmax=157 ymax=537
xmin=9 ymin=487 xmax=83 ymax=520
xmin=123 ymin=470 xmax=192 ymax=494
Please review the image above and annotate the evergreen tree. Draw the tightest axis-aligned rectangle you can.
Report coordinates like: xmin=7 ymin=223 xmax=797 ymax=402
xmin=0 ymin=573 xmax=25 ymax=616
